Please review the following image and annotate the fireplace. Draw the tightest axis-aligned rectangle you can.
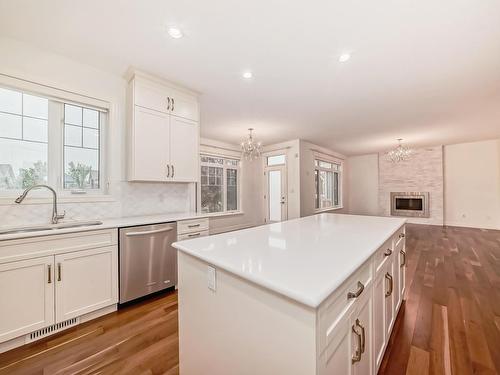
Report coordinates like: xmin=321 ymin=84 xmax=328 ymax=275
xmin=390 ymin=192 xmax=430 ymax=218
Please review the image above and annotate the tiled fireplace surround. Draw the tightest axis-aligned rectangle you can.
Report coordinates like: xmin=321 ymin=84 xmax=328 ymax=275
xmin=378 ymin=146 xmax=444 ymax=225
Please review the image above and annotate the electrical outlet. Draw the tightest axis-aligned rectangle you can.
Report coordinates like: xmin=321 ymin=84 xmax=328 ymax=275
xmin=207 ymin=265 xmax=216 ymax=291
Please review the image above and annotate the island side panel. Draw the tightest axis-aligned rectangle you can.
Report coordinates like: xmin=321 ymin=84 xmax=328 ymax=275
xmin=178 ymin=251 xmax=317 ymax=375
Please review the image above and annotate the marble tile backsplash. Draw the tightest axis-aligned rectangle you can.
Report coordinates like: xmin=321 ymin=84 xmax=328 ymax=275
xmin=0 ymin=181 xmax=193 ymax=227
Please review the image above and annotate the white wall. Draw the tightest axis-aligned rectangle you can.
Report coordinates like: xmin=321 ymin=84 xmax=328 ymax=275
xmin=444 ymin=139 xmax=500 ymax=229
xmin=0 ymin=37 xmax=194 ymax=226
xmin=347 ymin=138 xmax=500 ymax=230
xmin=347 ymin=154 xmax=379 ymax=216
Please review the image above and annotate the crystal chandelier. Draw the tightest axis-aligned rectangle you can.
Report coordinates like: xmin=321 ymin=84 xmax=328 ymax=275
xmin=387 ymin=138 xmax=412 ymax=162
xmin=241 ymin=128 xmax=262 ymax=161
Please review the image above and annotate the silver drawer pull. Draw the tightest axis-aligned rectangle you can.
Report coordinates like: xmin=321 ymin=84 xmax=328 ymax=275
xmin=188 ymin=224 xmax=201 ymax=228
xmin=399 ymin=233 xmax=405 ymax=238
xmin=47 ymin=264 xmax=52 ymax=284
xmin=125 ymin=227 xmax=173 ymax=236
xmin=347 ymin=281 xmax=364 ymax=299
xmin=352 ymin=323 xmax=362 ymax=363
xmin=385 ymin=273 xmax=393 ymax=297
xmin=400 ymin=249 xmax=406 ymax=267
xmin=188 ymin=232 xmax=201 ymax=238
xmin=384 ymin=248 xmax=392 ymax=256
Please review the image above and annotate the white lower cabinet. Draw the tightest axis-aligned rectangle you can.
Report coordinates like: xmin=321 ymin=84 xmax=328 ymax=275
xmin=55 ymin=246 xmax=118 ymax=322
xmin=0 ymin=229 xmax=118 ymax=350
xmin=319 ymin=308 xmax=353 ymax=375
xmin=0 ymin=257 xmax=55 ymax=343
xmin=373 ymin=268 xmax=387 ymax=370
xmin=384 ymin=260 xmax=395 ymax=338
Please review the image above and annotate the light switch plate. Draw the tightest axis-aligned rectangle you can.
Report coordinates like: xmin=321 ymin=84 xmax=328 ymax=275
xmin=207 ymin=265 xmax=216 ymax=291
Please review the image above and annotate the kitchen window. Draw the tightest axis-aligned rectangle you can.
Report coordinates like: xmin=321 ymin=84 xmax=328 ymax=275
xmin=0 ymin=84 xmax=107 ymax=196
xmin=200 ymin=155 xmax=239 ymax=213
xmin=314 ymin=158 xmax=342 ymax=210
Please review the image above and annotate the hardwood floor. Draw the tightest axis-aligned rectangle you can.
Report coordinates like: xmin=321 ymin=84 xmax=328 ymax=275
xmin=379 ymin=224 xmax=500 ymax=375
xmin=0 ymin=224 xmax=499 ymax=374
xmin=0 ymin=291 xmax=180 ymax=375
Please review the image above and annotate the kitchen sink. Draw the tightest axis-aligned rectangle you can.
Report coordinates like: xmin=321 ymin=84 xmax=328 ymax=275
xmin=0 ymin=220 xmax=103 ymax=235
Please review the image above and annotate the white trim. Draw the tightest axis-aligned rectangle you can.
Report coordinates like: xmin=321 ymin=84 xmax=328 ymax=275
xmin=0 ymin=195 xmax=115 ymax=205
xmin=0 ymin=73 xmax=109 ymax=111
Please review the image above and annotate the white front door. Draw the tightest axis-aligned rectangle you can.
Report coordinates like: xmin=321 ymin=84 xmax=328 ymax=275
xmin=265 ymin=165 xmax=287 ymax=223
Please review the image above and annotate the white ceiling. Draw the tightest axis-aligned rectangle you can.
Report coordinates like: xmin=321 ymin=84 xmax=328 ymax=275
xmin=1 ymin=0 xmax=500 ymax=155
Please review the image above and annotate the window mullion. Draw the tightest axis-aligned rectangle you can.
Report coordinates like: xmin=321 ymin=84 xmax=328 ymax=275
xmin=47 ymin=101 xmax=63 ymax=190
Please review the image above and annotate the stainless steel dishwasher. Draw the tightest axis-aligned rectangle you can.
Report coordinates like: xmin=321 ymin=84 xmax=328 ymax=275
xmin=119 ymin=222 xmax=177 ymax=303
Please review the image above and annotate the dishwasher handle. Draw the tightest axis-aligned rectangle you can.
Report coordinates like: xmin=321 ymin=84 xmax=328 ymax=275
xmin=125 ymin=227 xmax=174 ymax=237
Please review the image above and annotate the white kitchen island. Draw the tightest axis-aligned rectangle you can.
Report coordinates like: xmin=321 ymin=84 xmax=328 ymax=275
xmin=173 ymin=213 xmax=407 ymax=375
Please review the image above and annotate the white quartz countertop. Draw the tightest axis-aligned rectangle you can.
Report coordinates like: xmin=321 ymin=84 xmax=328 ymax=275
xmin=173 ymin=213 xmax=406 ymax=308
xmin=0 ymin=212 xmax=208 ymax=241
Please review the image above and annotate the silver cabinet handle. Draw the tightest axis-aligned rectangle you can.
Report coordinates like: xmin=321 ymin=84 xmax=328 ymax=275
xmin=347 ymin=281 xmax=364 ymax=299
xmin=384 ymin=248 xmax=392 ymax=257
xmin=125 ymin=227 xmax=173 ymax=236
xmin=167 ymin=97 xmax=171 ymax=111
xmin=57 ymin=263 xmax=62 ymax=282
xmin=171 ymin=98 xmax=175 ymax=111
xmin=399 ymin=233 xmax=405 ymax=238
xmin=385 ymin=272 xmax=393 ymax=297
xmin=47 ymin=264 xmax=52 ymax=284
xmin=171 ymin=164 xmax=175 ymax=178
xmin=352 ymin=323 xmax=362 ymax=363
xmin=357 ymin=319 xmax=366 ymax=354
xmin=400 ymin=249 xmax=406 ymax=267
xmin=167 ymin=164 xmax=170 ymax=178
xmin=188 ymin=224 xmax=201 ymax=228
xmin=188 ymin=232 xmax=201 ymax=238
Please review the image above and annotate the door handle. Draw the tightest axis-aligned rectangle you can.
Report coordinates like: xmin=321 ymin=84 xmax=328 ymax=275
xmin=167 ymin=164 xmax=170 ymax=178
xmin=171 ymin=164 xmax=175 ymax=178
xmin=167 ymin=97 xmax=171 ymax=111
xmin=188 ymin=232 xmax=201 ymax=238
xmin=385 ymin=272 xmax=393 ymax=297
xmin=347 ymin=281 xmax=364 ymax=299
xmin=57 ymin=263 xmax=62 ymax=281
xmin=47 ymin=264 xmax=52 ymax=284
xmin=400 ymin=249 xmax=406 ymax=267
xmin=356 ymin=319 xmax=366 ymax=354
xmin=125 ymin=227 xmax=174 ymax=236
xmin=171 ymin=98 xmax=175 ymax=111
xmin=352 ymin=323 xmax=362 ymax=364
xmin=399 ymin=233 xmax=405 ymax=239
xmin=188 ymin=224 xmax=201 ymax=228
xmin=384 ymin=248 xmax=392 ymax=256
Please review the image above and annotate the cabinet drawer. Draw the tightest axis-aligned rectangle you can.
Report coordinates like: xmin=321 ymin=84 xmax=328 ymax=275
xmin=374 ymin=238 xmax=394 ymax=275
xmin=317 ymin=259 xmax=372 ymax=354
xmin=177 ymin=230 xmax=209 ymax=241
xmin=177 ymin=218 xmax=209 ymax=235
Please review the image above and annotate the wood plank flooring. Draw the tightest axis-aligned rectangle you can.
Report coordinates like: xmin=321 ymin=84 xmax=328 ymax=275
xmin=0 ymin=224 xmax=499 ymax=374
xmin=0 ymin=291 xmax=180 ymax=375
xmin=379 ymin=224 xmax=500 ymax=375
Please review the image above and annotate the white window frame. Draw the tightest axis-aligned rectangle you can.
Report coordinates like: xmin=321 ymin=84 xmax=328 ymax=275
xmin=314 ymin=156 xmax=343 ymax=212
xmin=199 ymin=153 xmax=241 ymax=214
xmin=0 ymin=74 xmax=111 ymax=203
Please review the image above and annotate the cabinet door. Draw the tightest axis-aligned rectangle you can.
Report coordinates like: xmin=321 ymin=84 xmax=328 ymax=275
xmin=169 ymin=88 xmax=199 ymax=121
xmin=397 ymin=241 xmax=406 ymax=304
xmin=318 ymin=309 xmax=354 ymax=375
xmin=55 ymin=246 xmax=117 ymax=323
xmin=134 ymin=79 xmax=169 ymax=114
xmin=352 ymin=293 xmax=373 ymax=375
xmin=0 ymin=257 xmax=54 ymax=343
xmin=373 ymin=271 xmax=386 ymax=371
xmin=131 ymin=106 xmax=170 ymax=181
xmin=384 ymin=260 xmax=395 ymax=338
xmin=169 ymin=115 xmax=199 ymax=182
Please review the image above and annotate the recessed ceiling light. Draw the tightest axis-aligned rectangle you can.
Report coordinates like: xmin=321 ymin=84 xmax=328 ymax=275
xmin=338 ymin=53 xmax=351 ymax=63
xmin=242 ymin=71 xmax=253 ymax=79
xmin=168 ymin=27 xmax=183 ymax=39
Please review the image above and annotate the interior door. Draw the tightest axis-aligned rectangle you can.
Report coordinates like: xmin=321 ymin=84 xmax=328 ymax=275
xmin=132 ymin=106 xmax=170 ymax=181
xmin=265 ymin=166 xmax=287 ymax=223
xmin=0 ymin=257 xmax=55 ymax=343
xmin=55 ymin=247 xmax=117 ymax=322
xmin=169 ymin=115 xmax=199 ymax=182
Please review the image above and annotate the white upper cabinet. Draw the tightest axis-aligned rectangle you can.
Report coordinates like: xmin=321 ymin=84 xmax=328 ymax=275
xmin=127 ymin=70 xmax=200 ymax=182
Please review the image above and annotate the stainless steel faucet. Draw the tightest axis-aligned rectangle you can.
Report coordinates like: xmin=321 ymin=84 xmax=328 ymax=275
xmin=15 ymin=184 xmax=66 ymax=224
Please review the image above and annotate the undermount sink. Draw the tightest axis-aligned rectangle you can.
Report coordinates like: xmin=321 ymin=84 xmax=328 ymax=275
xmin=0 ymin=220 xmax=103 ymax=235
